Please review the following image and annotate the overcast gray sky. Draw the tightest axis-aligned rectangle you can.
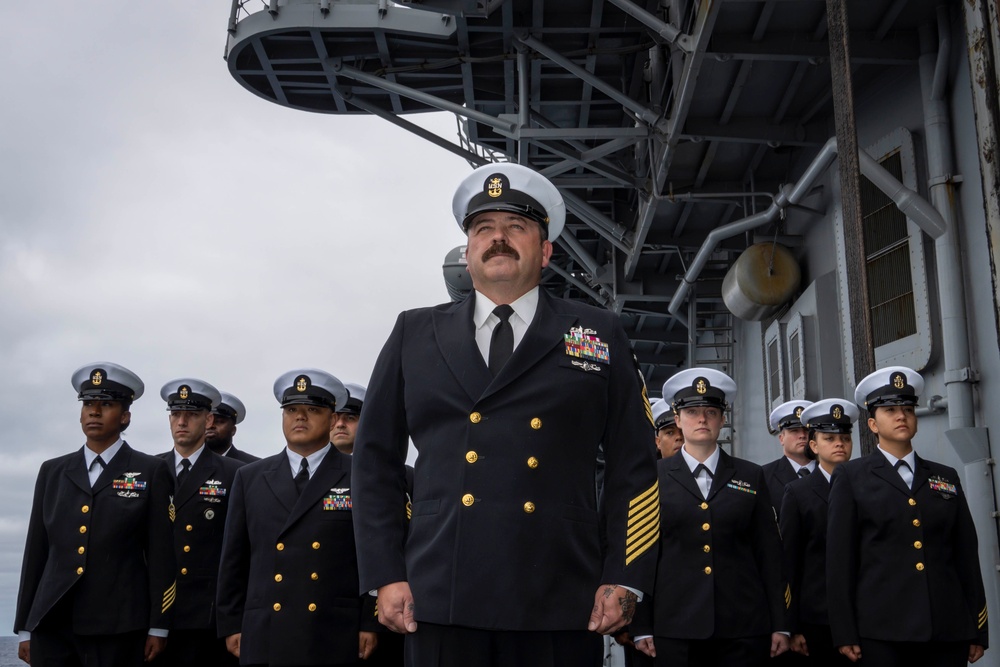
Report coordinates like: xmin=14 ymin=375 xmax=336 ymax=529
xmin=1 ymin=2 xmax=472 ymax=633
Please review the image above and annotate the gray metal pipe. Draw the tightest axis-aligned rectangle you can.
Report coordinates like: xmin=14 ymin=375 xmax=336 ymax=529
xmin=667 ymin=136 xmax=948 ymax=319
xmin=919 ymin=11 xmax=976 ymax=430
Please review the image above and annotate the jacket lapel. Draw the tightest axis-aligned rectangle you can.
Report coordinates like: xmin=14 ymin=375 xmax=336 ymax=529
xmin=433 ymin=295 xmax=493 ymax=402
xmin=808 ymin=468 xmax=830 ymax=503
xmin=706 ymin=448 xmax=736 ymax=501
xmin=176 ymin=450 xmax=217 ymax=509
xmin=870 ymin=452 xmax=912 ymax=496
xmin=481 ymin=290 xmax=578 ymax=401
xmin=65 ymin=447 xmax=92 ymax=495
xmin=282 ymin=450 xmax=350 ymax=533
xmin=666 ymin=455 xmax=704 ymax=500
xmin=912 ymin=454 xmax=932 ymax=495
xmin=263 ymin=454 xmax=299 ymax=514
xmin=92 ymin=442 xmax=133 ymax=495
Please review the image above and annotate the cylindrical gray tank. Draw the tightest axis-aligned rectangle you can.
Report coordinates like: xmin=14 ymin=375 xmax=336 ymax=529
xmin=722 ymin=242 xmax=801 ymax=321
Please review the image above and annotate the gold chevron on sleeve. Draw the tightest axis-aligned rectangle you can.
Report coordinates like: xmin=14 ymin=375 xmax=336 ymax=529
xmin=162 ymin=580 xmax=177 ymax=613
xmin=979 ymin=605 xmax=988 ymax=629
xmin=625 ymin=481 xmax=659 ymax=565
xmin=641 ymin=386 xmax=654 ymax=426
xmin=784 ymin=584 xmax=791 ymax=608
xmin=406 ymin=500 xmax=412 ymax=521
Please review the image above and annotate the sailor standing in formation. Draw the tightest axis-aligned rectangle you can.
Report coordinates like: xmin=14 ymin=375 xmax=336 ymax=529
xmin=207 ymin=391 xmax=260 ymax=463
xmin=779 ymin=398 xmax=857 ymax=666
xmin=633 ymin=368 xmax=789 ymax=667
xmin=14 ymin=362 xmax=176 ymax=667
xmin=352 ymin=162 xmax=659 ymax=667
xmin=155 ymin=378 xmax=244 ymax=666
xmin=651 ymin=398 xmax=684 ymax=460
xmin=828 ymin=366 xmax=989 ymax=665
xmin=217 ymin=369 xmax=378 ymax=666
xmin=762 ymin=400 xmax=815 ymax=519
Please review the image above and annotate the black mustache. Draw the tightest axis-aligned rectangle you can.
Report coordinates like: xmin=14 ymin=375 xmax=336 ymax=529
xmin=482 ymin=242 xmax=520 ymax=262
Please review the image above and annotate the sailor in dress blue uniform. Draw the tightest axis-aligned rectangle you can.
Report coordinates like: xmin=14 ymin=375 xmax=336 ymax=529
xmin=14 ymin=362 xmax=176 ymax=667
xmin=779 ymin=398 xmax=857 ymax=666
xmin=827 ymin=366 xmax=989 ymax=665
xmin=762 ymin=400 xmax=814 ymax=520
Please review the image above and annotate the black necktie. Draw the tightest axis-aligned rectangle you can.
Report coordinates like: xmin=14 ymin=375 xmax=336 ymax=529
xmin=694 ymin=463 xmax=713 ymax=498
xmin=694 ymin=463 xmax=714 ymax=479
xmin=895 ymin=460 xmax=913 ymax=489
xmin=295 ymin=458 xmax=310 ymax=496
xmin=177 ymin=458 xmax=191 ymax=488
xmin=90 ymin=456 xmax=106 ymax=488
xmin=488 ymin=305 xmax=515 ymax=376
xmin=797 ymin=467 xmax=811 ymax=478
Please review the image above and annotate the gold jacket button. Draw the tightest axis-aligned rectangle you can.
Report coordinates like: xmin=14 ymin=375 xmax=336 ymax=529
xmin=912 ymin=519 xmax=921 ymax=527
xmin=308 ymin=603 xmax=317 ymax=612
xmin=181 ymin=568 xmax=188 ymax=575
xmin=76 ymin=567 xmax=84 ymax=575
xmin=524 ymin=502 xmax=536 ymax=513
xmin=466 ymin=451 xmax=478 ymax=463
xmin=700 ymin=502 xmax=708 ymax=510
xmin=79 ymin=526 xmax=87 ymax=534
xmin=276 ymin=543 xmax=285 ymax=551
xmin=81 ymin=505 xmax=89 ymax=514
xmin=470 ymin=412 xmax=482 ymax=424
xmin=312 ymin=542 xmax=321 ymax=550
xmin=914 ymin=541 xmax=923 ymax=549
xmin=311 ymin=572 xmax=319 ymax=581
xmin=527 ymin=457 xmax=539 ymax=469
xmin=462 ymin=494 xmax=475 ymax=507
xmin=703 ymin=544 xmax=711 ymax=553
xmin=702 ymin=523 xmax=710 ymax=532
xmin=908 ymin=498 xmax=917 ymax=506
xmin=186 ymin=525 xmax=193 ymax=532
xmin=78 ymin=546 xmax=85 ymax=555
xmin=183 ymin=545 xmax=191 ymax=553
xmin=530 ymin=418 xmax=542 ymax=430
xmin=275 ymin=574 xmax=283 ymax=582
xmin=273 ymin=603 xmax=281 ymax=611
xmin=704 ymin=567 xmax=712 ymax=575
xmin=916 ymin=562 xmax=925 ymax=571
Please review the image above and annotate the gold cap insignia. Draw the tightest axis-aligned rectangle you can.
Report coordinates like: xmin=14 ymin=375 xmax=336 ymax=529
xmin=91 ymin=370 xmax=103 ymax=386
xmin=696 ymin=378 xmax=708 ymax=395
xmin=179 ymin=386 xmax=189 ymax=400
xmin=794 ymin=406 xmax=803 ymax=418
xmin=296 ymin=376 xmax=308 ymax=392
xmin=832 ymin=405 xmax=843 ymax=419
xmin=892 ymin=372 xmax=906 ymax=389
xmin=487 ymin=175 xmax=503 ymax=198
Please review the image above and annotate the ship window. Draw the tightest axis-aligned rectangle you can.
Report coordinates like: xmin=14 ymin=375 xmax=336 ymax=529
xmin=763 ymin=319 xmax=786 ymax=414
xmin=789 ymin=331 xmax=801 ymax=382
xmin=861 ymin=151 xmax=918 ymax=347
xmin=768 ymin=339 xmax=781 ymax=398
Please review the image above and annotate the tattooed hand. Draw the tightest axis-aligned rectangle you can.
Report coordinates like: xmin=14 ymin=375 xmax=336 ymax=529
xmin=587 ymin=584 xmax=639 ymax=634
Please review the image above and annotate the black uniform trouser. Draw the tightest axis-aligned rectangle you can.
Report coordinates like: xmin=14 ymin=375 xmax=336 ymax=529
xmin=404 ymin=622 xmax=603 ymax=667
xmin=651 ymin=635 xmax=771 ymax=667
xmin=857 ymin=638 xmax=968 ymax=667
xmin=150 ymin=628 xmax=237 ymax=666
xmin=799 ymin=623 xmax=851 ymax=667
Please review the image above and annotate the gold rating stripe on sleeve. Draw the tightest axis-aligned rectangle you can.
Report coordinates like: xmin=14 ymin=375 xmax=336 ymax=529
xmin=784 ymin=584 xmax=791 ymax=608
xmin=979 ymin=605 xmax=988 ymax=629
xmin=641 ymin=386 xmax=654 ymax=426
xmin=625 ymin=481 xmax=659 ymax=565
xmin=162 ymin=580 xmax=177 ymax=613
